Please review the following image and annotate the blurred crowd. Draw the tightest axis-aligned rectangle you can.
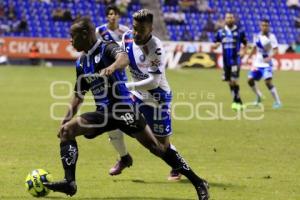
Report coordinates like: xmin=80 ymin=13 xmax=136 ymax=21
xmin=0 ymin=0 xmax=137 ymax=36
xmin=0 ymin=2 xmax=28 ymax=35
xmin=0 ymin=0 xmax=300 ymax=53
xmin=286 ymin=0 xmax=300 ymax=52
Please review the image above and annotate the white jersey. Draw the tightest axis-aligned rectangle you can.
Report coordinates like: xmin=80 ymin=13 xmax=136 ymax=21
xmin=253 ymin=32 xmax=278 ymax=68
xmin=122 ymin=31 xmax=171 ymax=105
xmin=96 ymin=23 xmax=129 ymax=45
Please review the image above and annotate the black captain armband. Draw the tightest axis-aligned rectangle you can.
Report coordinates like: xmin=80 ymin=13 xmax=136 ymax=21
xmin=105 ymin=42 xmax=126 ymax=59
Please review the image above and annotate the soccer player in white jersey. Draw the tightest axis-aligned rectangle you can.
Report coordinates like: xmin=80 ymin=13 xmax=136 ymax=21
xmin=122 ymin=9 xmax=187 ymax=181
xmin=96 ymin=5 xmax=129 ymax=45
xmin=247 ymin=19 xmax=282 ymax=109
xmin=102 ymin=9 xmax=209 ymax=199
xmin=96 ymin=5 xmax=133 ymax=176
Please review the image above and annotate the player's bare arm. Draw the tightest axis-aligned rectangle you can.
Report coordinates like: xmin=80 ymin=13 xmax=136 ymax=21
xmin=263 ymin=47 xmax=278 ymax=63
xmin=212 ymin=42 xmax=221 ymax=50
xmin=246 ymin=45 xmax=257 ymax=64
xmin=239 ymin=44 xmax=247 ymax=57
xmin=58 ymin=95 xmax=84 ymax=137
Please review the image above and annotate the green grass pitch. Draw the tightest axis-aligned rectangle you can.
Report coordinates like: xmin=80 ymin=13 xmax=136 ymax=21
xmin=0 ymin=66 xmax=299 ymax=200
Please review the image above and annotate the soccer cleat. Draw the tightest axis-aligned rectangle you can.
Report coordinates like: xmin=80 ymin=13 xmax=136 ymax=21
xmin=195 ymin=179 xmax=210 ymax=200
xmin=231 ymin=102 xmax=237 ymax=110
xmin=253 ymin=95 xmax=265 ymax=106
xmin=109 ymin=154 xmax=133 ymax=176
xmin=43 ymin=179 xmax=77 ymax=196
xmin=232 ymin=102 xmax=244 ymax=111
xmin=272 ymin=102 xmax=282 ymax=109
xmin=167 ymin=169 xmax=182 ymax=181
xmin=254 ymin=96 xmax=262 ymax=106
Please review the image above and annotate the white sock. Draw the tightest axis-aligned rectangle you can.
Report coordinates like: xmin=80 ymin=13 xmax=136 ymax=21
xmin=108 ymin=130 xmax=128 ymax=157
xmin=270 ymin=87 xmax=281 ymax=104
xmin=251 ymin=85 xmax=262 ymax=98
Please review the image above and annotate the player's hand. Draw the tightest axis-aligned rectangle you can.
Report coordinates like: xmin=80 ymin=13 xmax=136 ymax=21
xmin=57 ymin=125 xmax=64 ymax=138
xmin=99 ymin=65 xmax=116 ymax=76
xmin=239 ymin=49 xmax=246 ymax=58
xmin=57 ymin=120 xmax=68 ymax=138
xmin=245 ymin=57 xmax=251 ymax=65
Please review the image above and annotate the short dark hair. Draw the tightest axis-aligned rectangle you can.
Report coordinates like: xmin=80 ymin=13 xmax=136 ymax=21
xmin=133 ymin=9 xmax=153 ymax=24
xmin=261 ymin=19 xmax=270 ymax=24
xmin=105 ymin=4 xmax=120 ymax=16
xmin=72 ymin=16 xmax=95 ymax=33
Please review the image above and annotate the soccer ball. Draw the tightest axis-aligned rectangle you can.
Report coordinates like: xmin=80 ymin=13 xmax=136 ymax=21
xmin=25 ymin=169 xmax=53 ymax=197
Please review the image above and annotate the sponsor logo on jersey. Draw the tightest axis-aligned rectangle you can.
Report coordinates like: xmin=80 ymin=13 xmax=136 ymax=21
xmin=139 ymin=54 xmax=146 ymax=62
xmin=151 ymin=59 xmax=161 ymax=67
xmin=94 ymin=54 xmax=101 ymax=63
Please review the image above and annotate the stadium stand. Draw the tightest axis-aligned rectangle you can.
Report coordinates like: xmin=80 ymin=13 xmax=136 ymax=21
xmin=0 ymin=0 xmax=141 ymax=38
xmin=0 ymin=0 xmax=299 ymax=44
xmin=161 ymin=0 xmax=300 ymax=44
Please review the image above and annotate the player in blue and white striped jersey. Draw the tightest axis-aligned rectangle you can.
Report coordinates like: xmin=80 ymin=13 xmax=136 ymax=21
xmin=247 ymin=19 xmax=282 ymax=109
xmin=122 ymin=10 xmax=209 ymax=198
xmin=96 ymin=5 xmax=129 ymax=45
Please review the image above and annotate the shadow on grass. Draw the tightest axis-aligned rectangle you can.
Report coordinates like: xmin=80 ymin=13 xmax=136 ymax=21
xmin=112 ymin=178 xmax=191 ymax=184
xmin=209 ymin=181 xmax=246 ymax=189
xmin=113 ymin=179 xmax=244 ymax=189
xmin=2 ymin=197 xmax=193 ymax=200
xmin=74 ymin=198 xmax=193 ymax=200
xmin=1 ymin=196 xmax=193 ymax=200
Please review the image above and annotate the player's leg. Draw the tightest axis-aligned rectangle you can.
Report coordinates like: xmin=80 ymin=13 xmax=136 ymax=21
xmin=248 ymin=69 xmax=263 ymax=105
xmin=116 ymin=104 xmax=209 ymax=199
xmin=138 ymin=101 xmax=181 ymax=180
xmin=132 ymin=126 xmax=209 ymax=200
xmin=107 ymin=129 xmax=133 ymax=175
xmin=224 ymin=65 xmax=242 ymax=110
xmin=223 ymin=65 xmax=234 ymax=101
xmin=229 ymin=80 xmax=243 ymax=110
xmin=265 ymin=78 xmax=282 ymax=109
xmin=156 ymin=136 xmax=182 ymax=181
xmin=44 ymin=112 xmax=115 ymax=196
xmin=230 ymin=65 xmax=243 ymax=106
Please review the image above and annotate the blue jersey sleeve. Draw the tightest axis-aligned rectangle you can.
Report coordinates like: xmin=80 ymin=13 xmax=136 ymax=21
xmin=214 ymin=30 xmax=222 ymax=43
xmin=74 ymin=57 xmax=90 ymax=98
xmin=240 ymin=31 xmax=247 ymax=45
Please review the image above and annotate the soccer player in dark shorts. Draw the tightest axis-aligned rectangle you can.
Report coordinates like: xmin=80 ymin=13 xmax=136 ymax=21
xmin=43 ymin=17 xmax=209 ymax=200
xmin=213 ymin=12 xmax=247 ymax=111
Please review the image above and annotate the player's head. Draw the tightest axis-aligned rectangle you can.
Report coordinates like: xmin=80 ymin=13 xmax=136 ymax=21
xmin=260 ymin=19 xmax=270 ymax=34
xmin=105 ymin=5 xmax=120 ymax=26
xmin=70 ymin=16 xmax=96 ymax=52
xmin=225 ymin=12 xmax=235 ymax=27
xmin=132 ymin=9 xmax=153 ymax=45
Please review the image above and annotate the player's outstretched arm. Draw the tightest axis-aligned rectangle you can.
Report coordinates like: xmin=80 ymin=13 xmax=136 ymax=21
xmin=100 ymin=42 xmax=129 ymax=76
xmin=126 ymin=73 xmax=161 ymax=91
xmin=100 ymin=52 xmax=129 ymax=76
